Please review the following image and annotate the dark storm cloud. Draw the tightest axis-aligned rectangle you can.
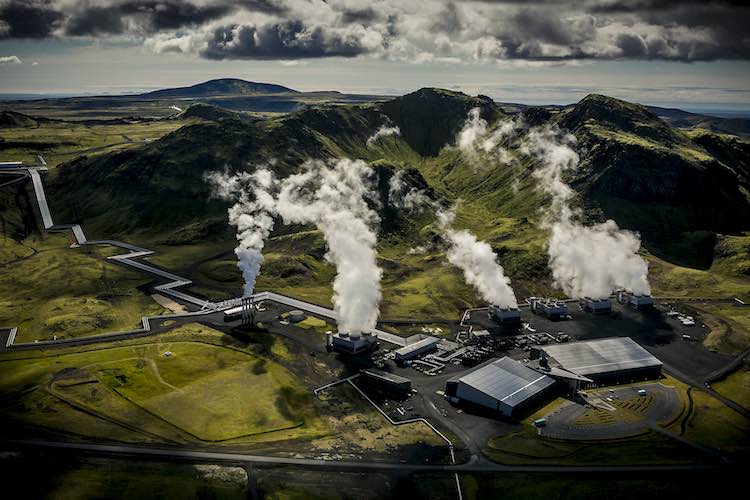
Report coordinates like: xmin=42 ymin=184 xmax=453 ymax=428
xmin=0 ymin=0 xmax=62 ymax=38
xmin=201 ymin=21 xmax=369 ymax=60
xmin=64 ymin=1 xmax=235 ymax=36
xmin=2 ymin=0 xmax=750 ymax=62
xmin=615 ymin=33 xmax=648 ymax=58
xmin=65 ymin=5 xmax=123 ymax=36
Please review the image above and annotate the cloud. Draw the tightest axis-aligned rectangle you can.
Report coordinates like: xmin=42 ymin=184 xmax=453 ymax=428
xmin=0 ymin=55 xmax=22 ymax=64
xmin=1 ymin=1 xmax=748 ymax=62
xmin=0 ymin=0 xmax=63 ymax=38
xmin=200 ymin=21 xmax=373 ymax=60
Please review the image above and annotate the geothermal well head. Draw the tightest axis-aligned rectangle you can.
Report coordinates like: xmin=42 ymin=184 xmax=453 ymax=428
xmin=488 ymin=304 xmax=522 ymax=324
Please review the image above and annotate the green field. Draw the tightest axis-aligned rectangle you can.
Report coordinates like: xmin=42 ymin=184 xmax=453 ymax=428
xmin=0 ymin=323 xmax=325 ymax=444
xmin=0 ymin=233 xmax=168 ymax=343
xmin=694 ymin=303 xmax=750 ymax=354
xmin=0 ymin=119 xmax=188 ymax=169
xmin=713 ymin=361 xmax=750 ymax=409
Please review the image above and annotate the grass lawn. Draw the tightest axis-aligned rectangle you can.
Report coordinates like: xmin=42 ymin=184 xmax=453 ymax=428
xmin=0 ymin=233 xmax=168 ymax=342
xmin=0 ymin=119 xmax=187 ymax=169
xmin=647 ymin=255 xmax=750 ymax=302
xmin=691 ymin=303 xmax=750 ymax=355
xmin=712 ymin=361 xmax=750 ymax=409
xmin=684 ymin=389 xmax=750 ymax=454
xmin=0 ymin=323 xmax=324 ymax=445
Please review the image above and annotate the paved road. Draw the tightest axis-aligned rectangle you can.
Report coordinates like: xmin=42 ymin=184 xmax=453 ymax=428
xmin=1 ymin=439 xmax=720 ymax=474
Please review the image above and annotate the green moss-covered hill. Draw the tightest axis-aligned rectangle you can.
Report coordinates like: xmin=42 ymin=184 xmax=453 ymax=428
xmin=3 ymin=88 xmax=750 ymax=316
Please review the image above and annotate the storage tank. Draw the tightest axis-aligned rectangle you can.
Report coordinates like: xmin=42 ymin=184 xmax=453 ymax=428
xmin=288 ymin=310 xmax=307 ymax=323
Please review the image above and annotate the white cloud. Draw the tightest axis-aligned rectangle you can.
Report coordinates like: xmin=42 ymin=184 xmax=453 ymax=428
xmin=0 ymin=55 xmax=22 ymax=65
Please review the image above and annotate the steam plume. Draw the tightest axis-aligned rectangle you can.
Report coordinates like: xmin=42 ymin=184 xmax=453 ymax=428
xmin=388 ymin=170 xmax=432 ymax=211
xmin=523 ymin=126 xmax=650 ymax=298
xmin=367 ymin=124 xmax=401 ymax=148
xmin=438 ymin=209 xmax=518 ymax=308
xmin=388 ymin=171 xmax=518 ymax=308
xmin=275 ymin=158 xmax=382 ymax=334
xmin=457 ymin=108 xmax=518 ymax=161
xmin=205 ymin=168 xmax=277 ymax=297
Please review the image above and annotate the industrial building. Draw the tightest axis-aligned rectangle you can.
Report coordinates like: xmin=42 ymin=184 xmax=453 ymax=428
xmin=580 ymin=297 xmax=613 ymax=314
xmin=327 ymin=331 xmax=378 ymax=355
xmin=488 ymin=305 xmax=521 ymax=324
xmin=617 ymin=291 xmax=654 ymax=310
xmin=445 ymin=357 xmax=557 ymax=418
xmin=532 ymin=337 xmax=662 ymax=387
xmin=359 ymin=368 xmax=412 ymax=396
xmin=394 ymin=336 xmax=440 ymax=366
xmin=529 ymin=297 xmax=569 ymax=319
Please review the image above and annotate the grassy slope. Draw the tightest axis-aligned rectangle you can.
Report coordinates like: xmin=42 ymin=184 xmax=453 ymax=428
xmin=0 ymin=233 xmax=168 ymax=342
xmin=0 ymin=118 xmax=187 ymax=168
xmin=0 ymin=323 xmax=325 ymax=445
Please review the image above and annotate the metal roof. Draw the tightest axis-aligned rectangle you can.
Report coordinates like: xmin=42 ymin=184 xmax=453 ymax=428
xmin=361 ymin=368 xmax=411 ymax=385
xmin=394 ymin=336 xmax=440 ymax=356
xmin=456 ymin=357 xmax=555 ymax=408
xmin=541 ymin=337 xmax=662 ymax=376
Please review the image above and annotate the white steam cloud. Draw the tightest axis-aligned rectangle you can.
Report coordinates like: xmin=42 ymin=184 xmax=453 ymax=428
xmin=388 ymin=170 xmax=432 ymax=211
xmin=457 ymin=108 xmax=518 ymax=162
xmin=366 ymin=125 xmax=401 ymax=148
xmin=388 ymin=170 xmax=518 ymax=308
xmin=438 ymin=209 xmax=518 ymax=309
xmin=276 ymin=158 xmax=382 ymax=334
xmin=523 ymin=126 xmax=651 ymax=298
xmin=205 ymin=168 xmax=277 ymax=297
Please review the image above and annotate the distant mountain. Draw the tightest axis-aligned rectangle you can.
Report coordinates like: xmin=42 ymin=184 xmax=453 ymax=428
xmin=647 ymin=105 xmax=750 ymax=138
xmin=141 ymin=78 xmax=298 ymax=99
xmin=175 ymin=102 xmax=252 ymax=123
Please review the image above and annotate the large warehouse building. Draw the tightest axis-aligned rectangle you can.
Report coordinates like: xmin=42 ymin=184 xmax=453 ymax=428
xmin=532 ymin=337 xmax=662 ymax=387
xmin=445 ymin=357 xmax=557 ymax=417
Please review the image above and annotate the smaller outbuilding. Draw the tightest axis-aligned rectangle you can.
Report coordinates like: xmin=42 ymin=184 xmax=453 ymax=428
xmin=394 ymin=336 xmax=440 ymax=366
xmin=359 ymin=368 xmax=412 ymax=397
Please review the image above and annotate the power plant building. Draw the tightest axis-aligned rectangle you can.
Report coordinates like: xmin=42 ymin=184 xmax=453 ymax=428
xmin=488 ymin=305 xmax=521 ymax=324
xmin=617 ymin=291 xmax=654 ymax=310
xmin=581 ymin=297 xmax=613 ymax=314
xmin=394 ymin=336 xmax=440 ymax=365
xmin=529 ymin=297 xmax=569 ymax=319
xmin=329 ymin=331 xmax=378 ymax=355
xmin=445 ymin=357 xmax=556 ymax=418
xmin=533 ymin=337 xmax=662 ymax=387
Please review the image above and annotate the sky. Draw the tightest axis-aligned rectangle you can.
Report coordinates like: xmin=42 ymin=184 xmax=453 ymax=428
xmin=1 ymin=0 xmax=749 ymax=111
